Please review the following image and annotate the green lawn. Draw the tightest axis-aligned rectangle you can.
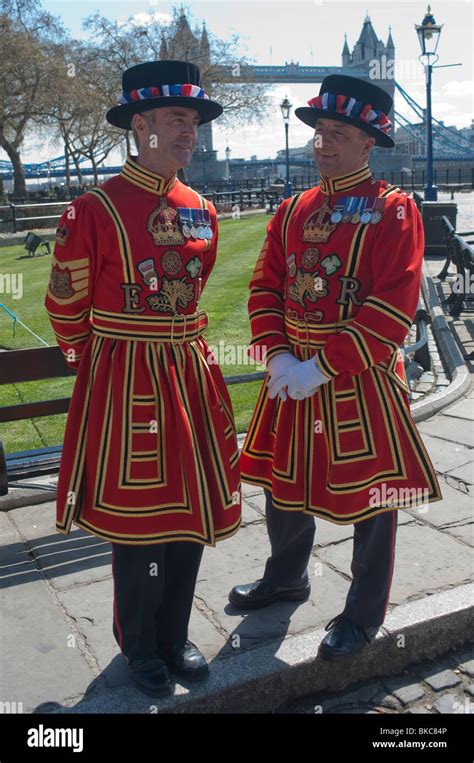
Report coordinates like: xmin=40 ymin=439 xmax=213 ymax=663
xmin=0 ymin=214 xmax=269 ymax=453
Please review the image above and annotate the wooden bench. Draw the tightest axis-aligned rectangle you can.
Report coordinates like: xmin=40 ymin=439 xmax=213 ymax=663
xmin=448 ymin=234 xmax=474 ymax=318
xmin=439 ymin=216 xmax=474 ymax=282
xmin=0 ymin=346 xmax=76 ymax=495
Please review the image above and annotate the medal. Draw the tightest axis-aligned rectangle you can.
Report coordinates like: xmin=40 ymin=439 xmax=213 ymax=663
xmin=360 ymin=209 xmax=373 ymax=224
xmin=341 ymin=197 xmax=357 ymax=223
xmin=330 ymin=200 xmax=344 ymax=224
xmin=203 ymin=209 xmax=213 ymax=240
xmin=177 ymin=208 xmax=192 ymax=238
xmin=351 ymin=197 xmax=367 ymax=224
xmin=370 ymin=197 xmax=385 ymax=224
xmin=196 ymin=209 xmax=205 ymax=239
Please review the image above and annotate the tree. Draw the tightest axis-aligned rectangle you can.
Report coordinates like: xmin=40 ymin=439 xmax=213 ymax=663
xmin=0 ymin=0 xmax=67 ymax=197
xmin=82 ymin=5 xmax=272 ymax=135
xmin=33 ymin=41 xmax=124 ymax=189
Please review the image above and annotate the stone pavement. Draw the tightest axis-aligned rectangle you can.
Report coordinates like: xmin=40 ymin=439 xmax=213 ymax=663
xmin=0 ymin=256 xmax=472 ymax=715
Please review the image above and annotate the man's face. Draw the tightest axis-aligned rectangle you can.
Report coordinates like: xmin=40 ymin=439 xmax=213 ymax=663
xmin=313 ymin=118 xmax=375 ymax=177
xmin=135 ymin=106 xmax=200 ymax=169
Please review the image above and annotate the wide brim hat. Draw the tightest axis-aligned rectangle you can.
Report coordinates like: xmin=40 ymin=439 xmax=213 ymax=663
xmin=106 ymin=60 xmax=223 ymax=130
xmin=295 ymin=74 xmax=394 ymax=148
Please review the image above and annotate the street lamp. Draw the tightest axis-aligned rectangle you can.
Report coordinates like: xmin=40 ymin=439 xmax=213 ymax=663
xmin=225 ymin=145 xmax=231 ymax=188
xmin=415 ymin=5 xmax=443 ymax=201
xmin=280 ymin=95 xmax=292 ymax=198
xmin=200 ymin=144 xmax=207 ymax=193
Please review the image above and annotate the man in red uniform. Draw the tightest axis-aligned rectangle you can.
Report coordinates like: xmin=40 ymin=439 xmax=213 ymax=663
xmin=231 ymin=75 xmax=442 ymax=660
xmin=45 ymin=60 xmax=241 ymax=695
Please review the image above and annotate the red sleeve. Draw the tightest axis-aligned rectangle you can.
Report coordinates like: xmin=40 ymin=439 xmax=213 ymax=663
xmin=201 ymin=199 xmax=217 ymax=291
xmin=247 ymin=200 xmax=294 ymax=364
xmin=314 ymin=194 xmax=424 ymax=378
xmin=44 ymin=195 xmax=103 ymax=370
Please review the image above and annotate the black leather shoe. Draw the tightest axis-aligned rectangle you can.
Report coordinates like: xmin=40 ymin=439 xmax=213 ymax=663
xmin=228 ymin=579 xmax=311 ymax=610
xmin=159 ymin=640 xmax=209 ymax=682
xmin=128 ymin=657 xmax=173 ymax=697
xmin=318 ymin=613 xmax=379 ymax=662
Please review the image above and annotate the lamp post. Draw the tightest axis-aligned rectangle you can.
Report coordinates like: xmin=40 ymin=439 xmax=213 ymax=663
xmin=225 ymin=145 xmax=231 ymax=188
xmin=415 ymin=5 xmax=443 ymax=201
xmin=280 ymin=95 xmax=292 ymax=198
xmin=200 ymin=145 xmax=207 ymax=193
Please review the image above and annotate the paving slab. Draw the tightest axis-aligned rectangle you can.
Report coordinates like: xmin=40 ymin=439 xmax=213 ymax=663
xmin=405 ymin=475 xmax=473 ymax=527
xmin=197 ymin=521 xmax=272 ymax=582
xmin=0 ymin=511 xmax=30 ymax=565
xmin=241 ymin=497 xmax=264 ymax=524
xmin=0 ymin=572 xmax=94 ymax=713
xmin=440 ymin=398 xmax=474 ymax=420
xmin=442 ymin=522 xmax=474 ymax=547
xmin=445 ymin=461 xmax=474 ymax=484
xmin=8 ymin=503 xmax=113 ymax=589
xmin=196 ymin=564 xmax=350 ymax=649
xmin=418 ymin=416 xmax=474 ymax=448
xmin=317 ymin=523 xmax=474 ymax=604
xmin=416 ymin=433 xmax=473 ymax=474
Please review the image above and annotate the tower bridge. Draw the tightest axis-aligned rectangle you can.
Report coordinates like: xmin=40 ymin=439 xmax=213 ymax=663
xmin=0 ymin=14 xmax=471 ymax=184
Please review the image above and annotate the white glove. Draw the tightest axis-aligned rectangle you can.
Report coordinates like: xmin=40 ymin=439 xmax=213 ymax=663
xmin=284 ymin=357 xmax=330 ymax=400
xmin=266 ymin=352 xmax=300 ymax=401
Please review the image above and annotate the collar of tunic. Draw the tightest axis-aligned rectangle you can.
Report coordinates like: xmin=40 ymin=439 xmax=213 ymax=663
xmin=319 ymin=165 xmax=372 ymax=195
xmin=120 ymin=155 xmax=177 ymax=195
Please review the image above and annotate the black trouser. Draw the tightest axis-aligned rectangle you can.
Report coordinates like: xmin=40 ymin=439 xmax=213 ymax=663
xmin=262 ymin=489 xmax=398 ymax=627
xmin=111 ymin=540 xmax=204 ymax=662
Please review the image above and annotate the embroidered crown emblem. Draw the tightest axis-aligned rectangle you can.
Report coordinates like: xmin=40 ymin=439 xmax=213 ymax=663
xmin=147 ymin=199 xmax=184 ymax=246
xmin=302 ymin=200 xmax=336 ymax=243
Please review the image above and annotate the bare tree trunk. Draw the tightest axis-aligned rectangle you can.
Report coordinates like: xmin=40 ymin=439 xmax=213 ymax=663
xmin=64 ymin=141 xmax=71 ymax=194
xmin=0 ymin=138 xmax=27 ymax=198
xmin=71 ymin=153 xmax=83 ymax=186
xmin=90 ymin=152 xmax=98 ymax=186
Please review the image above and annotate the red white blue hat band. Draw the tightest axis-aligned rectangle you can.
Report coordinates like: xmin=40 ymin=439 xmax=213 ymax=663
xmin=118 ymin=83 xmax=210 ymax=105
xmin=308 ymin=93 xmax=392 ymax=135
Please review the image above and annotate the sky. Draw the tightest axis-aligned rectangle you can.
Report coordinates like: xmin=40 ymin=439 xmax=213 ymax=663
xmin=5 ymin=0 xmax=474 ymax=166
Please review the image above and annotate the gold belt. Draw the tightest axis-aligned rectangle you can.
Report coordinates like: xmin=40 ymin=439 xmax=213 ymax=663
xmin=284 ymin=313 xmax=351 ymax=348
xmin=91 ymin=308 xmax=208 ymax=344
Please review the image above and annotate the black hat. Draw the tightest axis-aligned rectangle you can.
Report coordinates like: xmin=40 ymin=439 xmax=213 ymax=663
xmin=106 ymin=60 xmax=223 ymax=130
xmin=295 ymin=74 xmax=394 ymax=148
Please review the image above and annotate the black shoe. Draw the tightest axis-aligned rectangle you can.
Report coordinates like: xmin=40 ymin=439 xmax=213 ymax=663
xmin=318 ymin=613 xmax=379 ymax=662
xmin=128 ymin=656 xmax=173 ymax=697
xmin=228 ymin=579 xmax=311 ymax=610
xmin=159 ymin=640 xmax=209 ymax=682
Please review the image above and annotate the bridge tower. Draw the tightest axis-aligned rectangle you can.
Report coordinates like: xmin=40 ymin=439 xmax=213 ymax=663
xmin=160 ymin=11 xmax=216 ymax=159
xmin=341 ymin=15 xmax=396 ymax=124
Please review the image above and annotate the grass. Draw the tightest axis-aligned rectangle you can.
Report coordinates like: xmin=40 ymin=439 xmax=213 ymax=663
xmin=0 ymin=213 xmax=269 ymax=453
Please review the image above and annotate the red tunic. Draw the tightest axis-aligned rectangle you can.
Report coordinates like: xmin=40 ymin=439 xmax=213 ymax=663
xmin=45 ymin=155 xmax=241 ymax=545
xmin=240 ymin=165 xmax=442 ymax=524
